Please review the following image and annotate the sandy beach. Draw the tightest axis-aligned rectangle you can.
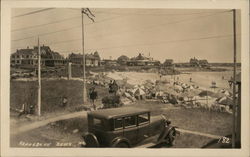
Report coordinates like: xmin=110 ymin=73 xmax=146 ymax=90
xmin=107 ymin=70 xmax=237 ymax=92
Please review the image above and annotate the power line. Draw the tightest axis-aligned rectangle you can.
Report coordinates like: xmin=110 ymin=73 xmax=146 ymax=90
xmin=51 ymin=33 xmax=238 ymax=54
xmin=94 ymin=10 xmax=232 ymax=16
xmin=11 ymin=15 xmax=81 ymax=32
xmin=11 ymin=15 xmax=123 ymax=42
xmin=46 ymin=38 xmax=82 ymax=46
xmin=12 ymin=8 xmax=54 ymax=18
xmin=11 ymin=10 xmax=230 ymax=42
xmin=11 ymin=10 xmax=232 ymax=49
xmin=86 ymin=10 xmax=231 ymax=41
xmin=11 ymin=13 xmax=122 ymax=32
xmin=11 ymin=25 xmax=82 ymax=42
xmin=16 ymin=33 xmax=235 ymax=53
xmin=67 ymin=8 xmax=232 ymax=16
xmin=11 ymin=10 xmax=233 ymax=51
xmin=83 ymin=34 xmax=237 ymax=51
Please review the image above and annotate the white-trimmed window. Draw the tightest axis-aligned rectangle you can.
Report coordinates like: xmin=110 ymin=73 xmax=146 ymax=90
xmin=138 ymin=113 xmax=150 ymax=125
xmin=114 ymin=118 xmax=123 ymax=130
xmin=124 ymin=116 xmax=137 ymax=128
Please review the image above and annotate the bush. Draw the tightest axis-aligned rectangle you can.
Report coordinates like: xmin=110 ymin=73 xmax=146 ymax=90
xmin=101 ymin=95 xmax=122 ymax=109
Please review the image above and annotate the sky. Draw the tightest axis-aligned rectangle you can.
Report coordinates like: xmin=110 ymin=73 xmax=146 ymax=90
xmin=11 ymin=8 xmax=241 ymax=63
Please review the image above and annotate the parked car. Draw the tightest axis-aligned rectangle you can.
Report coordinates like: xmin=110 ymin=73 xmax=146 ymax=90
xmin=82 ymin=107 xmax=179 ymax=148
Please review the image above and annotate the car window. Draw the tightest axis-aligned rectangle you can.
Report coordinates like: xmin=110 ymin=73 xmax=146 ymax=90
xmin=93 ymin=118 xmax=103 ymax=128
xmin=138 ymin=113 xmax=149 ymax=125
xmin=114 ymin=118 xmax=123 ymax=130
xmin=124 ymin=116 xmax=137 ymax=128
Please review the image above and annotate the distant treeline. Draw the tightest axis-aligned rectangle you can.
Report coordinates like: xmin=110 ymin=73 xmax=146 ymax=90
xmin=175 ymin=62 xmax=241 ymax=67
xmin=209 ymin=63 xmax=241 ymax=67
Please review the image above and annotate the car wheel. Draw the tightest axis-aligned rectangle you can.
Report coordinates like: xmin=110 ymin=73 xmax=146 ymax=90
xmin=83 ymin=133 xmax=99 ymax=147
xmin=114 ymin=142 xmax=129 ymax=148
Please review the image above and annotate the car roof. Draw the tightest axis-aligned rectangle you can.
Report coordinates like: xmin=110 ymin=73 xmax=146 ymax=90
xmin=88 ymin=107 xmax=150 ymax=119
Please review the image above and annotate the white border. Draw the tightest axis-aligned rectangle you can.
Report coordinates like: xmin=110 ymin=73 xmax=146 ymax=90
xmin=1 ymin=0 xmax=249 ymax=157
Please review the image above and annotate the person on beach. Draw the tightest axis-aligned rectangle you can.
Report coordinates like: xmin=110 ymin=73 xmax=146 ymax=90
xmin=108 ymin=80 xmax=113 ymax=93
xmin=112 ymin=80 xmax=119 ymax=95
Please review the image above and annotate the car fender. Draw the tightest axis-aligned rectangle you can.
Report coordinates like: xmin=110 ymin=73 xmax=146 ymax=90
xmin=111 ymin=137 xmax=131 ymax=147
xmin=82 ymin=132 xmax=100 ymax=147
xmin=157 ymin=126 xmax=177 ymax=143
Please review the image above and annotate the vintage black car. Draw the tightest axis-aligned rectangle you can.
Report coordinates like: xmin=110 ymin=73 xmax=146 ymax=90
xmin=82 ymin=107 xmax=179 ymax=148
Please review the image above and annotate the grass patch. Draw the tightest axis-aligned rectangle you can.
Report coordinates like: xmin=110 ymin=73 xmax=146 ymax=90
xmin=132 ymin=100 xmax=232 ymax=136
xmin=10 ymin=80 xmax=109 ymax=114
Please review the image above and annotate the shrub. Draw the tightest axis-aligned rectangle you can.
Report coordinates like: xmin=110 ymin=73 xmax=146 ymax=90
xmin=101 ymin=95 xmax=122 ymax=109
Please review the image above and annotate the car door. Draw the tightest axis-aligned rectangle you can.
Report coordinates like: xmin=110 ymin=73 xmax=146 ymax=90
xmin=123 ymin=115 xmax=138 ymax=145
xmin=137 ymin=112 xmax=150 ymax=142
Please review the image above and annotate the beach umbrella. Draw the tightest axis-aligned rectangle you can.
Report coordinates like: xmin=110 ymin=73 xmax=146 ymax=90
xmin=124 ymin=92 xmax=131 ymax=98
xmin=218 ymin=96 xmax=233 ymax=106
xmin=198 ymin=90 xmax=214 ymax=97
xmin=134 ymin=88 xmax=146 ymax=96
xmin=223 ymin=90 xmax=232 ymax=96
xmin=180 ymin=91 xmax=197 ymax=98
xmin=174 ymin=85 xmax=183 ymax=92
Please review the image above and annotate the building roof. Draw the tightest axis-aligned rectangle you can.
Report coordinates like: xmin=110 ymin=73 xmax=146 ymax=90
xmin=51 ymin=51 xmax=64 ymax=59
xmin=164 ymin=59 xmax=173 ymax=63
xmin=88 ymin=107 xmax=150 ymax=119
xmin=13 ymin=46 xmax=64 ymax=59
xmin=15 ymin=48 xmax=36 ymax=55
xmin=199 ymin=60 xmax=209 ymax=64
xmin=130 ymin=53 xmax=151 ymax=60
xmin=69 ymin=53 xmax=100 ymax=60
xmin=34 ymin=45 xmax=51 ymax=52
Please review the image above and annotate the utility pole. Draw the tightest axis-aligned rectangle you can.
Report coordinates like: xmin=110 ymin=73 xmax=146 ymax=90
xmin=81 ymin=8 xmax=95 ymax=104
xmin=232 ymin=9 xmax=237 ymax=148
xmin=81 ymin=8 xmax=87 ymax=104
xmin=37 ymin=37 xmax=41 ymax=116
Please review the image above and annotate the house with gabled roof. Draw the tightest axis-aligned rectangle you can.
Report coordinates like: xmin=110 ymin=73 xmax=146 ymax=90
xmin=126 ymin=53 xmax=160 ymax=66
xmin=11 ymin=45 xmax=65 ymax=67
xmin=68 ymin=51 xmax=100 ymax=67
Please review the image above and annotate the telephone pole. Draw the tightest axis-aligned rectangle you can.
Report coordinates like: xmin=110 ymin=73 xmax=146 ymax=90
xmin=81 ymin=8 xmax=95 ymax=104
xmin=232 ymin=9 xmax=237 ymax=148
xmin=37 ymin=37 xmax=41 ymax=116
xmin=81 ymin=8 xmax=87 ymax=104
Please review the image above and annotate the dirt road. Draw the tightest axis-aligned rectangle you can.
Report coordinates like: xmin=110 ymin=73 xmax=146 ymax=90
xmin=12 ymin=110 xmax=221 ymax=140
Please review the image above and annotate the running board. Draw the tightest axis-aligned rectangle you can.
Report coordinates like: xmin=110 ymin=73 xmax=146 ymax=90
xmin=136 ymin=142 xmax=156 ymax=148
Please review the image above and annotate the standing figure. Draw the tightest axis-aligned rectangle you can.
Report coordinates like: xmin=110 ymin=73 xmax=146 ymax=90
xmin=18 ymin=103 xmax=28 ymax=117
xmin=112 ymin=80 xmax=119 ymax=95
xmin=108 ymin=80 xmax=113 ymax=94
xmin=89 ymin=87 xmax=98 ymax=110
xmin=62 ymin=96 xmax=68 ymax=107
